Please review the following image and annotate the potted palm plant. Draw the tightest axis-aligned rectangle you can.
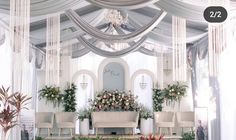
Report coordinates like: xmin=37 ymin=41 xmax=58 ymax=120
xmin=78 ymin=108 xmax=91 ymax=136
xmin=140 ymin=105 xmax=153 ymax=135
xmin=0 ymin=86 xmax=31 ymax=140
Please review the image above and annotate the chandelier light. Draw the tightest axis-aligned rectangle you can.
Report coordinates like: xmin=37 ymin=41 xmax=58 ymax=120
xmin=80 ymin=74 xmax=88 ymax=90
xmin=105 ymin=9 xmax=128 ymax=26
xmin=139 ymin=75 xmax=147 ymax=90
xmin=172 ymin=16 xmax=187 ymax=81
xmin=46 ymin=14 xmax=61 ymax=86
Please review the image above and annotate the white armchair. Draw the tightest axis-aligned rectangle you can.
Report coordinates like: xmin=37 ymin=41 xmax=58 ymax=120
xmin=35 ymin=112 xmax=54 ymax=136
xmin=55 ymin=112 xmax=76 ymax=136
xmin=176 ymin=112 xmax=195 ymax=132
xmin=154 ymin=112 xmax=175 ymax=135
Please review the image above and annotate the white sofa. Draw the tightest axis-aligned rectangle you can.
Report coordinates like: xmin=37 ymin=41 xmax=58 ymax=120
xmin=35 ymin=112 xmax=54 ymax=136
xmin=154 ymin=112 xmax=175 ymax=135
xmin=91 ymin=111 xmax=139 ymax=135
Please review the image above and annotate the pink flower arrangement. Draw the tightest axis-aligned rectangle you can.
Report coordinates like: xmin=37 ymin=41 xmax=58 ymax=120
xmin=89 ymin=90 xmax=140 ymax=111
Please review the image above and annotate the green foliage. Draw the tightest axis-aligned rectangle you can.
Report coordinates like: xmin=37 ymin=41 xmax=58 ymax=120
xmin=139 ymin=105 xmax=153 ymax=120
xmin=78 ymin=108 xmax=91 ymax=121
xmin=182 ymin=131 xmax=195 ymax=140
xmin=35 ymin=136 xmax=44 ymax=140
xmin=89 ymin=90 xmax=140 ymax=111
xmin=152 ymin=89 xmax=165 ymax=112
xmin=63 ymin=83 xmax=77 ymax=112
xmin=39 ymin=85 xmax=63 ymax=107
xmin=162 ymin=82 xmax=188 ymax=103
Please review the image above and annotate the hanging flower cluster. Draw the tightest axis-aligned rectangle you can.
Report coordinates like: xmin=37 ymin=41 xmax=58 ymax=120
xmin=39 ymin=86 xmax=63 ymax=107
xmin=162 ymin=81 xmax=188 ymax=103
xmin=90 ymin=90 xmax=140 ymax=111
xmin=153 ymin=82 xmax=188 ymax=109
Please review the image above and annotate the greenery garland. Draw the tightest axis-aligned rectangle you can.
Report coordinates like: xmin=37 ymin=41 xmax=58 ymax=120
xmin=152 ymin=88 xmax=165 ymax=112
xmin=63 ymin=83 xmax=77 ymax=112
xmin=39 ymin=85 xmax=63 ymax=107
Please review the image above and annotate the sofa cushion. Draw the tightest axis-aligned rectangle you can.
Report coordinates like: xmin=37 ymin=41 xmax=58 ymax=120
xmin=94 ymin=122 xmax=137 ymax=128
xmin=36 ymin=123 xmax=53 ymax=128
xmin=178 ymin=121 xmax=194 ymax=127
xmin=57 ymin=122 xmax=75 ymax=128
xmin=156 ymin=122 xmax=175 ymax=127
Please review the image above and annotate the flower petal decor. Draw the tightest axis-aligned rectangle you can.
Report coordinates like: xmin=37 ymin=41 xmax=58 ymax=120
xmin=89 ymin=90 xmax=140 ymax=111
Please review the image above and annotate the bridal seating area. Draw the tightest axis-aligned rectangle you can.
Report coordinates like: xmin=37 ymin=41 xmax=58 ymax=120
xmin=1 ymin=0 xmax=236 ymax=140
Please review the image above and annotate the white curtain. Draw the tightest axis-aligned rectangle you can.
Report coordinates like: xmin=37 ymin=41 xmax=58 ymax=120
xmin=219 ymin=11 xmax=236 ymax=140
xmin=45 ymin=14 xmax=60 ymax=86
xmin=0 ymin=30 xmax=12 ymax=88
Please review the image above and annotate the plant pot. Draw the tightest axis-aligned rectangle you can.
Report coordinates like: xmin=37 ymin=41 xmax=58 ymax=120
xmin=79 ymin=118 xmax=89 ymax=136
xmin=140 ymin=118 xmax=153 ymax=135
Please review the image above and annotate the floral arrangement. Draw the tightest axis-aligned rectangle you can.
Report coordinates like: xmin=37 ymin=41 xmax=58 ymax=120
xmin=139 ymin=105 xmax=153 ymax=120
xmin=0 ymin=86 xmax=31 ymax=140
xmin=78 ymin=108 xmax=91 ymax=121
xmin=152 ymin=89 xmax=165 ymax=112
xmin=63 ymin=83 xmax=77 ymax=112
xmin=162 ymin=82 xmax=188 ymax=104
xmin=140 ymin=134 xmax=164 ymax=140
xmin=39 ymin=85 xmax=63 ymax=107
xmin=89 ymin=90 xmax=140 ymax=111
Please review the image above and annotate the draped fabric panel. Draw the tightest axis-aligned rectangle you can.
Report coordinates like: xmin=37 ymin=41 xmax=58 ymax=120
xmin=86 ymin=0 xmax=159 ymax=9
xmin=0 ymin=0 xmax=81 ymax=16
xmin=84 ymin=0 xmax=206 ymax=22
xmin=126 ymin=15 xmax=208 ymax=44
xmin=66 ymin=9 xmax=167 ymax=43
xmin=155 ymin=0 xmax=206 ymax=22
xmin=77 ymin=36 xmax=147 ymax=57
xmin=45 ymin=14 xmax=60 ymax=86
xmin=72 ymin=47 xmax=91 ymax=58
xmin=187 ymin=35 xmax=208 ymax=107
xmin=0 ymin=27 xmax=5 ymax=46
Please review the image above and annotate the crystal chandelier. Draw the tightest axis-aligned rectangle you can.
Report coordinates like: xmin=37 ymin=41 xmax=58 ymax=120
xmin=105 ymin=10 xmax=128 ymax=26
xmin=139 ymin=75 xmax=147 ymax=90
xmin=80 ymin=74 xmax=88 ymax=90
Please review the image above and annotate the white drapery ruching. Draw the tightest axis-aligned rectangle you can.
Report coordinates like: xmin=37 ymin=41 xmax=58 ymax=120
xmin=77 ymin=36 xmax=147 ymax=57
xmin=66 ymin=9 xmax=166 ymax=43
xmin=86 ymin=0 xmax=159 ymax=9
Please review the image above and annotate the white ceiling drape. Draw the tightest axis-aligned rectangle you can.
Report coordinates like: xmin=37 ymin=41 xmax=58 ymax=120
xmin=66 ymin=9 xmax=167 ymax=43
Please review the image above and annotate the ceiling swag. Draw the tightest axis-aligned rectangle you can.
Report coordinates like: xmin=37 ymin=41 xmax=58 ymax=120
xmin=66 ymin=9 xmax=167 ymax=43
xmin=86 ymin=0 xmax=159 ymax=10
xmin=77 ymin=36 xmax=147 ymax=57
xmin=155 ymin=0 xmax=206 ymax=22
